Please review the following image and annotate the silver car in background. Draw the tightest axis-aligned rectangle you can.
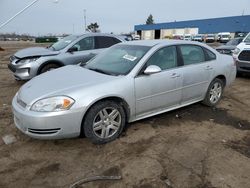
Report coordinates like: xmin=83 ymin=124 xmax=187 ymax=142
xmin=8 ymin=33 xmax=124 ymax=80
xmin=12 ymin=40 xmax=236 ymax=144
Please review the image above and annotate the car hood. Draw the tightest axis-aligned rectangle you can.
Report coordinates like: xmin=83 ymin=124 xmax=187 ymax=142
xmin=18 ymin=65 xmax=118 ymax=105
xmin=237 ymin=42 xmax=250 ymax=49
xmin=15 ymin=47 xmax=59 ymax=59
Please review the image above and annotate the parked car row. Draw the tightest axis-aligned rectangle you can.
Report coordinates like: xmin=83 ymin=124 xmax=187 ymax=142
xmin=9 ymin=36 xmax=236 ymax=144
xmin=185 ymin=32 xmax=231 ymax=43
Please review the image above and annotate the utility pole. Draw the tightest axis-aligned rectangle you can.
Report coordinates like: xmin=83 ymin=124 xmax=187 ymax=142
xmin=0 ymin=0 xmax=39 ymax=29
xmin=242 ymin=9 xmax=245 ymax=16
xmin=84 ymin=9 xmax=87 ymax=32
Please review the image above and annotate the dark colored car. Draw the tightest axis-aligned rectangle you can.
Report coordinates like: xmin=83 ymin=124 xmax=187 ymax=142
xmin=216 ymin=37 xmax=243 ymax=55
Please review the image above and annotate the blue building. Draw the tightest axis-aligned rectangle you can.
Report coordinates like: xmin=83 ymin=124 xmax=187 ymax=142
xmin=134 ymin=15 xmax=250 ymax=40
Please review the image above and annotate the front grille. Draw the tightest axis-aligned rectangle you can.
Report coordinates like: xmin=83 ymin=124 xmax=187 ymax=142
xmin=28 ymin=128 xmax=60 ymax=135
xmin=217 ymin=49 xmax=232 ymax=55
xmin=238 ymin=50 xmax=250 ymax=61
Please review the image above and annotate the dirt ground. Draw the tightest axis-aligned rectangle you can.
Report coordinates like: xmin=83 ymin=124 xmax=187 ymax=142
xmin=0 ymin=41 xmax=250 ymax=188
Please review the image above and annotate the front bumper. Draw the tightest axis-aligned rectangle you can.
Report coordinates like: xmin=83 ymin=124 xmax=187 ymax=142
xmin=12 ymin=95 xmax=84 ymax=139
xmin=8 ymin=58 xmax=39 ymax=80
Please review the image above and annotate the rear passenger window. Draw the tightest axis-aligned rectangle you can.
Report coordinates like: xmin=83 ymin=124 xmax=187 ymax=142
xmin=204 ymin=48 xmax=216 ymax=61
xmin=146 ymin=46 xmax=177 ymax=70
xmin=180 ymin=45 xmax=205 ymax=65
xmin=95 ymin=36 xmax=121 ymax=49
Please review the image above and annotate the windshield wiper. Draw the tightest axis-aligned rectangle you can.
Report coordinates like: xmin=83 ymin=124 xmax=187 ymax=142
xmin=87 ymin=67 xmax=113 ymax=75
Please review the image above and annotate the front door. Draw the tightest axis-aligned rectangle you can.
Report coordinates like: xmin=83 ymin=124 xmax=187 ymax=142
xmin=134 ymin=46 xmax=182 ymax=118
xmin=63 ymin=36 xmax=100 ymax=65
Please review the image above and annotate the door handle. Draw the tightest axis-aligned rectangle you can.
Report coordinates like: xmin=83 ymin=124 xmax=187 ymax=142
xmin=171 ymin=73 xmax=180 ymax=78
xmin=205 ymin=66 xmax=213 ymax=70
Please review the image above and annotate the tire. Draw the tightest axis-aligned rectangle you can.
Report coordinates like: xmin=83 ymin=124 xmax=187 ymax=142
xmin=83 ymin=100 xmax=126 ymax=144
xmin=202 ymin=78 xmax=224 ymax=107
xmin=39 ymin=63 xmax=60 ymax=74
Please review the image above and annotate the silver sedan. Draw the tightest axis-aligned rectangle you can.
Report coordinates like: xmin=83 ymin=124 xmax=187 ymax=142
xmin=12 ymin=40 xmax=236 ymax=144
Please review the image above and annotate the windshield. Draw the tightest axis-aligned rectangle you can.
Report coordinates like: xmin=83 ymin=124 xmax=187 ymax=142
xmin=222 ymin=35 xmax=230 ymax=38
xmin=244 ymin=33 xmax=250 ymax=42
xmin=49 ymin=35 xmax=79 ymax=51
xmin=84 ymin=44 xmax=150 ymax=76
xmin=226 ymin=38 xmax=242 ymax=45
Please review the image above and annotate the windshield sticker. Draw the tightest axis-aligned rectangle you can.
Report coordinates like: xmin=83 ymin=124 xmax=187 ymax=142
xmin=64 ymin=40 xmax=72 ymax=43
xmin=122 ymin=54 xmax=137 ymax=61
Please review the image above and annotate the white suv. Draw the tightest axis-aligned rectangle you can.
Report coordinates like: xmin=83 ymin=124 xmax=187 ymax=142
xmin=233 ymin=32 xmax=250 ymax=74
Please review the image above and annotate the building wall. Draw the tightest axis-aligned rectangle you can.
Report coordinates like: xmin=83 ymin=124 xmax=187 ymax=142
xmin=141 ymin=30 xmax=154 ymax=40
xmin=161 ymin=28 xmax=198 ymax=39
xmin=135 ymin=15 xmax=250 ymax=35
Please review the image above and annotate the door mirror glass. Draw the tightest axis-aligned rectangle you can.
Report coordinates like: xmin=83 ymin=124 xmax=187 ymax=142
xmin=144 ymin=65 xmax=161 ymax=75
xmin=68 ymin=46 xmax=78 ymax=53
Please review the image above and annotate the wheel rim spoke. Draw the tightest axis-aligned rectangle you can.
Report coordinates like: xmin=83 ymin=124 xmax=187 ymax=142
xmin=102 ymin=109 xmax=109 ymax=117
xmin=105 ymin=128 xmax=110 ymax=138
xmin=93 ymin=121 xmax=103 ymax=131
xmin=110 ymin=125 xmax=119 ymax=130
xmin=110 ymin=109 xmax=119 ymax=120
xmin=98 ymin=111 xmax=105 ymax=121
xmin=100 ymin=127 xmax=106 ymax=138
xmin=111 ymin=120 xmax=120 ymax=127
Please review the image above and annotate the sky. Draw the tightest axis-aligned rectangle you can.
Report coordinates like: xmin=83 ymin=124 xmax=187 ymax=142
xmin=0 ymin=0 xmax=250 ymax=36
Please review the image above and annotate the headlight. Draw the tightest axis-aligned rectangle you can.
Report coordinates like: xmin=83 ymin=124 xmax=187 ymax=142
xmin=233 ymin=48 xmax=241 ymax=55
xmin=31 ymin=96 xmax=75 ymax=112
xmin=18 ymin=57 xmax=40 ymax=64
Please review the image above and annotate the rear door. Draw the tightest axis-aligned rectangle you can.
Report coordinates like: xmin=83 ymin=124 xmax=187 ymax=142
xmin=178 ymin=44 xmax=215 ymax=103
xmin=134 ymin=46 xmax=183 ymax=118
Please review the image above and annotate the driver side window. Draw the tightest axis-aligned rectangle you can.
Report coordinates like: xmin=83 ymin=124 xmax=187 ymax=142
xmin=146 ymin=46 xmax=177 ymax=71
xmin=73 ymin=37 xmax=94 ymax=51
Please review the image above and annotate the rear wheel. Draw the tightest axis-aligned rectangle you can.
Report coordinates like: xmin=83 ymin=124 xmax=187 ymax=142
xmin=83 ymin=100 xmax=126 ymax=144
xmin=40 ymin=64 xmax=60 ymax=74
xmin=202 ymin=78 xmax=224 ymax=106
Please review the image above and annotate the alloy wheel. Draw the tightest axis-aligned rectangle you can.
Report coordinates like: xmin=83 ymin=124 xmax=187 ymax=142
xmin=93 ymin=107 xmax=121 ymax=139
xmin=209 ymin=82 xmax=222 ymax=104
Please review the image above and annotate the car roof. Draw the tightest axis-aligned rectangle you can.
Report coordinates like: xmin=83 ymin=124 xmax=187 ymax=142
xmin=75 ymin=33 xmax=122 ymax=38
xmin=120 ymin=39 xmax=203 ymax=47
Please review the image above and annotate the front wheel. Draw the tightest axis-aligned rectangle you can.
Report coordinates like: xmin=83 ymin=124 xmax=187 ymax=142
xmin=202 ymin=78 xmax=224 ymax=106
xmin=83 ymin=100 xmax=126 ymax=144
xmin=39 ymin=64 xmax=60 ymax=74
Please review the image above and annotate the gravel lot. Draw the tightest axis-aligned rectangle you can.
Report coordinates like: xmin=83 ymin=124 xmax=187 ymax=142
xmin=0 ymin=41 xmax=250 ymax=188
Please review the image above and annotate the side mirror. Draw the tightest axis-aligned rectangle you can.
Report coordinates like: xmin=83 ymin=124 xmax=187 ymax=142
xmin=68 ymin=46 xmax=78 ymax=53
xmin=144 ymin=65 xmax=161 ymax=75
